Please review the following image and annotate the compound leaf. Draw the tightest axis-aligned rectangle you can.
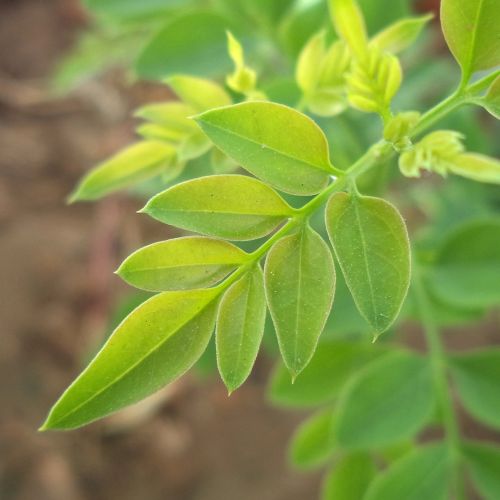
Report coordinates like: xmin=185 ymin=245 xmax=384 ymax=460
xmin=143 ymin=175 xmax=293 ymax=240
xmin=216 ymin=265 xmax=266 ymax=393
xmin=117 ymin=236 xmax=248 ymax=292
xmin=265 ymin=224 xmax=336 ymax=377
xmin=41 ymin=289 xmax=219 ymax=430
xmin=325 ymin=192 xmax=410 ymax=336
xmin=195 ymin=101 xmax=335 ymax=195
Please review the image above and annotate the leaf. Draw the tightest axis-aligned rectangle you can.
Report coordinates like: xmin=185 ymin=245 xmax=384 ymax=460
xmin=216 ymin=265 xmax=266 ymax=393
xmin=40 ymin=289 xmax=219 ymax=430
xmin=322 ymin=453 xmax=376 ymax=500
xmin=143 ymin=175 xmax=293 ymax=240
xmin=83 ymin=0 xmax=185 ymax=20
xmin=135 ymin=101 xmax=198 ymax=134
xmin=194 ymin=101 xmax=335 ymax=195
xmin=447 ymin=153 xmax=500 ymax=185
xmin=117 ymin=236 xmax=248 ymax=292
xmin=289 ymin=410 xmax=336 ymax=470
xmin=296 ymin=31 xmax=327 ymax=94
xmin=364 ymin=444 xmax=449 ymax=500
xmin=69 ymin=141 xmax=175 ymax=202
xmin=167 ymin=75 xmax=232 ymax=112
xmin=450 ymin=348 xmax=500 ymax=428
xmin=265 ymin=224 xmax=336 ymax=377
xmin=440 ymin=0 xmax=500 ymax=79
xmin=210 ymin=147 xmax=238 ymax=174
xmin=225 ymin=31 xmax=257 ymax=95
xmin=482 ymin=75 xmax=500 ymax=119
xmin=370 ymin=14 xmax=433 ymax=54
xmin=464 ymin=441 xmax=500 ymax=500
xmin=328 ymin=0 xmax=368 ymax=60
xmin=268 ymin=340 xmax=387 ymax=408
xmin=325 ymin=192 xmax=411 ymax=336
xmin=335 ymin=351 xmax=434 ymax=449
xmin=136 ymin=11 xmax=235 ymax=80
xmin=426 ymin=219 xmax=500 ymax=309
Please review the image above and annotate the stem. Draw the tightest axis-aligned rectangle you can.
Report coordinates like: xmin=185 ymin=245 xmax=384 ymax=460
xmin=412 ymin=263 xmax=466 ymax=500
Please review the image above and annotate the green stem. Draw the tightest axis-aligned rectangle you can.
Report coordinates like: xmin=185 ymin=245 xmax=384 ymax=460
xmin=412 ymin=263 xmax=466 ymax=500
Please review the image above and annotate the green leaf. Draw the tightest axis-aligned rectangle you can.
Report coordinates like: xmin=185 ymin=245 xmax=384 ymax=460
xmin=370 ymin=14 xmax=433 ymax=54
xmin=328 ymin=0 xmax=368 ymax=60
xmin=268 ymin=340 xmax=386 ymax=408
xmin=426 ymin=219 xmax=500 ymax=309
xmin=296 ymin=31 xmax=327 ymax=94
xmin=69 ymin=141 xmax=175 ymax=202
xmin=322 ymin=453 xmax=376 ymax=500
xmin=335 ymin=351 xmax=434 ymax=449
xmin=117 ymin=236 xmax=248 ymax=292
xmin=265 ymin=224 xmax=336 ymax=377
xmin=216 ymin=265 xmax=266 ymax=393
xmin=143 ymin=174 xmax=293 ymax=240
xmin=289 ymin=410 xmax=335 ymax=470
xmin=167 ymin=75 xmax=232 ymax=112
xmin=83 ymin=0 xmax=185 ymax=20
xmin=448 ymin=153 xmax=500 ymax=185
xmin=195 ymin=101 xmax=335 ymax=195
xmin=325 ymin=192 xmax=411 ymax=336
xmin=40 ymin=289 xmax=219 ymax=430
xmin=136 ymin=11 xmax=234 ymax=80
xmin=210 ymin=147 xmax=239 ymax=174
xmin=482 ymin=75 xmax=500 ymax=119
xmin=441 ymin=0 xmax=500 ymax=80
xmin=450 ymin=348 xmax=500 ymax=428
xmin=464 ymin=441 xmax=500 ymax=500
xmin=364 ymin=444 xmax=449 ymax=500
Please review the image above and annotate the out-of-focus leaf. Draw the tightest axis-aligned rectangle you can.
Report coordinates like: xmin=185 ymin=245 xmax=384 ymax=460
xmin=464 ymin=441 xmax=500 ymax=500
xmin=448 ymin=153 xmax=500 ymax=185
xmin=83 ymin=0 xmax=186 ymax=20
xmin=482 ymin=75 xmax=500 ymax=119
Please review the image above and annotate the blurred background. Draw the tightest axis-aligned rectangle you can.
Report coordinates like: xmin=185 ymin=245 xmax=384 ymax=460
xmin=0 ymin=0 xmax=498 ymax=499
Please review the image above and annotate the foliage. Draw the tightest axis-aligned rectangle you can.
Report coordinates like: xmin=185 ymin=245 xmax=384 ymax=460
xmin=44 ymin=0 xmax=500 ymax=498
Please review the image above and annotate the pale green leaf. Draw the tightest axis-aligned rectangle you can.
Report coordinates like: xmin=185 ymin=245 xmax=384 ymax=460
xmin=143 ymin=175 xmax=293 ymax=240
xmin=225 ymin=31 xmax=257 ymax=95
xmin=136 ymin=123 xmax=185 ymax=143
xmin=289 ymin=410 xmax=336 ymax=470
xmin=296 ymin=31 xmax=327 ymax=94
xmin=482 ymin=75 xmax=500 ymax=119
xmin=447 ymin=153 xmax=500 ymax=185
xmin=335 ymin=351 xmax=434 ymax=449
xmin=441 ymin=0 xmax=500 ymax=79
xmin=371 ymin=14 xmax=433 ymax=54
xmin=117 ymin=236 xmax=248 ymax=292
xmin=268 ymin=340 xmax=387 ymax=408
xmin=40 ymin=289 xmax=219 ymax=430
xmin=177 ymin=130 xmax=212 ymax=162
xmin=464 ymin=441 xmax=500 ymax=500
xmin=69 ymin=141 xmax=175 ymax=202
xmin=322 ymin=453 xmax=376 ymax=500
xmin=216 ymin=265 xmax=266 ymax=393
xmin=265 ymin=224 xmax=336 ymax=377
xmin=194 ymin=101 xmax=335 ymax=195
xmin=450 ymin=348 xmax=500 ymax=428
xmin=427 ymin=219 xmax=500 ymax=309
xmin=134 ymin=102 xmax=197 ymax=134
xmin=210 ymin=147 xmax=239 ymax=174
xmin=167 ymin=74 xmax=231 ymax=112
xmin=364 ymin=444 xmax=449 ymax=500
xmin=325 ymin=192 xmax=411 ymax=336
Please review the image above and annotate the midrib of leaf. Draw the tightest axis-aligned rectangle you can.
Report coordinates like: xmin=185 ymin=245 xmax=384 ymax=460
xmin=49 ymin=293 xmax=218 ymax=426
xmin=124 ymin=262 xmax=238 ymax=276
xmin=404 ymin=452 xmax=448 ymax=500
xmin=292 ymin=229 xmax=306 ymax=371
xmin=463 ymin=0 xmax=486 ymax=78
xmin=149 ymin=206 xmax=290 ymax=217
xmin=199 ymin=119 xmax=333 ymax=173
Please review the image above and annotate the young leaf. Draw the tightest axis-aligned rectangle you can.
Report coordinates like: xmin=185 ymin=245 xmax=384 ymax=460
xmin=325 ymin=192 xmax=411 ymax=336
xmin=69 ymin=141 xmax=175 ymax=202
xmin=167 ymin=74 xmax=232 ymax=112
xmin=226 ymin=31 xmax=258 ymax=95
xmin=40 ymin=289 xmax=219 ymax=430
xmin=210 ymin=147 xmax=238 ymax=174
xmin=464 ymin=441 xmax=500 ymax=500
xmin=322 ymin=453 xmax=376 ymax=500
xmin=265 ymin=224 xmax=336 ymax=377
xmin=143 ymin=175 xmax=293 ymax=240
xmin=117 ymin=236 xmax=248 ymax=292
xmin=426 ymin=219 xmax=500 ymax=309
xmin=328 ymin=0 xmax=368 ymax=60
xmin=482 ymin=75 xmax=500 ymax=119
xmin=447 ymin=153 xmax=500 ymax=185
xmin=370 ymin=14 xmax=433 ymax=54
xmin=216 ymin=265 xmax=266 ymax=393
xmin=450 ymin=348 xmax=500 ymax=428
xmin=135 ymin=102 xmax=198 ymax=134
xmin=364 ymin=444 xmax=449 ymax=500
xmin=194 ymin=102 xmax=335 ymax=195
xmin=296 ymin=31 xmax=327 ymax=95
xmin=268 ymin=340 xmax=387 ymax=408
xmin=289 ymin=410 xmax=336 ymax=470
xmin=441 ymin=0 xmax=500 ymax=80
xmin=335 ymin=351 xmax=434 ymax=449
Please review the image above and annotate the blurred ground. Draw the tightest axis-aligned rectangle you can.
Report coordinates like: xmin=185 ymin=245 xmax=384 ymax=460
xmin=0 ymin=1 xmax=318 ymax=499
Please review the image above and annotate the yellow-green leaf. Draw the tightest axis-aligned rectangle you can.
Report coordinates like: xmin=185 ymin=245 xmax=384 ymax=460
xmin=447 ymin=153 xmax=500 ymax=185
xmin=296 ymin=31 xmax=327 ymax=94
xmin=483 ymin=75 xmax=500 ymax=119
